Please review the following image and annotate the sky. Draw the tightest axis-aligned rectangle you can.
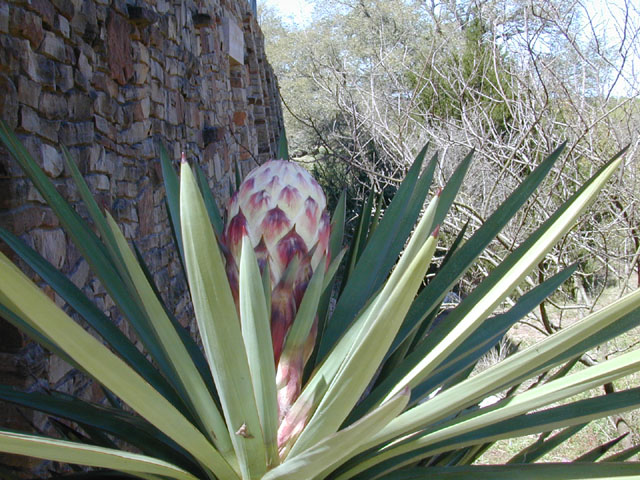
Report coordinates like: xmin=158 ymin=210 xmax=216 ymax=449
xmin=261 ymin=0 xmax=637 ymax=96
xmin=262 ymin=0 xmax=313 ymax=27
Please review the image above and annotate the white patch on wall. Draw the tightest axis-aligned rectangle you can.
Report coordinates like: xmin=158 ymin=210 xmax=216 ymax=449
xmin=223 ymin=16 xmax=244 ymax=65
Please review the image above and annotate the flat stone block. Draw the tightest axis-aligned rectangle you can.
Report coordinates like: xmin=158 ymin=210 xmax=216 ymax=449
xmin=10 ymin=7 xmax=44 ymax=48
xmin=56 ymin=63 xmax=74 ymax=92
xmin=94 ymin=114 xmax=115 ymax=140
xmin=224 ymin=16 xmax=245 ymax=66
xmin=41 ymin=143 xmax=64 ymax=177
xmin=39 ymin=91 xmax=67 ymax=119
xmin=34 ymin=53 xmax=56 ymax=89
xmin=17 ymin=75 xmax=41 ymax=109
xmin=32 ymin=228 xmax=67 ymax=269
xmin=55 ymin=14 xmax=70 ymax=38
xmin=133 ymin=62 xmax=150 ymax=84
xmin=40 ymin=31 xmax=67 ymax=62
xmin=67 ymin=92 xmax=93 ymax=120
xmin=19 ymin=105 xmax=41 ymax=134
xmin=122 ymin=120 xmax=150 ymax=144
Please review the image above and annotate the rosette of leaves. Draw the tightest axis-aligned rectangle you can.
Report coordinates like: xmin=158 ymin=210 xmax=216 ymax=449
xmin=0 ymin=120 xmax=639 ymax=480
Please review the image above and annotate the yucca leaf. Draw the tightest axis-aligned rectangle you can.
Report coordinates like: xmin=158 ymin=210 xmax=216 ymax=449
xmin=105 ymin=213 xmax=231 ymax=455
xmin=61 ymin=145 xmax=126 ymax=270
xmin=0 ymin=122 xmax=188 ymax=406
xmin=336 ymin=189 xmax=441 ymax=374
xmin=359 ymin=290 xmax=640 ymax=471
xmin=296 ymin=154 xmax=439 ymax=411
xmin=392 ymin=144 xmax=567 ymax=360
xmin=132 ymin=243 xmax=219 ymax=402
xmin=0 ymin=227 xmax=185 ymax=412
xmin=239 ymin=236 xmax=279 ymax=467
xmin=0 ymin=386 xmax=201 ymax=473
xmin=0 ymin=252 xmax=236 ymax=479
xmin=160 ymin=144 xmax=185 ymax=262
xmin=0 ymin=431 xmax=199 ymax=480
xmin=602 ymin=444 xmax=640 ymax=462
xmin=349 ymin=188 xmax=375 ymax=276
xmin=383 ymin=154 xmax=622 ymax=400
xmin=317 ymin=145 xmax=435 ymax=361
xmin=298 ymin=190 xmax=439 ymax=429
xmin=281 ymin=256 xmax=325 ymax=356
xmin=322 ymin=247 xmax=347 ymax=294
xmin=289 ymin=231 xmax=439 ymax=457
xmin=337 ymin=188 xmax=374 ymax=299
xmin=351 ymin=347 xmax=640 ymax=477
xmin=431 ymin=150 xmax=472 ymax=228
xmin=277 ymin=128 xmax=289 ymax=160
xmin=50 ymin=417 xmax=95 ymax=448
xmin=403 ymin=221 xmax=470 ymax=357
xmin=235 ymin=159 xmax=243 ymax=190
xmin=312 ymin=191 xmax=347 ymax=373
xmin=378 ymin=462 xmax=640 ymax=479
xmin=101 ymin=386 xmax=123 ymax=410
xmin=180 ymin=161 xmax=266 ymax=479
xmin=378 ymin=219 xmax=468 ymax=383
xmin=328 ymin=191 xmax=347 ymax=280
xmin=454 ymin=443 xmax=489 ymax=466
xmin=392 ymin=187 xmax=440 ymax=277
xmin=507 ymin=424 xmax=587 ymax=464
xmin=194 ymin=163 xmax=225 ymax=236
xmin=263 ymin=389 xmax=409 ymax=480
xmin=0 ymin=302 xmax=76 ymax=369
xmin=545 ymin=355 xmax=581 ymax=384
xmin=341 ymin=386 xmax=640 ymax=479
xmin=360 ymin=265 xmax=578 ymax=415
xmin=573 ymin=433 xmax=629 ymax=462
xmin=263 ymin=263 xmax=273 ymax=318
xmin=65 ymin=145 xmax=218 ymax=416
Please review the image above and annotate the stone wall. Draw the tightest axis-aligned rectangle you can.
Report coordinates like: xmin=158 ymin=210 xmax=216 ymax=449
xmin=0 ymin=0 xmax=283 ymax=475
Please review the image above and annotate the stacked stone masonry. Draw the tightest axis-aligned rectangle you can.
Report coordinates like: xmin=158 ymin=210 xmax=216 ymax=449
xmin=0 ymin=0 xmax=283 ymax=475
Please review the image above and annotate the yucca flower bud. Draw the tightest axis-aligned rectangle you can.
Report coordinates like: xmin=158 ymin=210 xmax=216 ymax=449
xmin=222 ymin=160 xmax=331 ymax=420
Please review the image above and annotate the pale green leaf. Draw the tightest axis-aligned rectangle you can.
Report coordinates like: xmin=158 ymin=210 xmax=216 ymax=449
xmin=105 ymin=213 xmax=231 ymax=456
xmin=277 ymin=128 xmax=289 ymax=160
xmin=263 ymin=389 xmax=409 ymax=480
xmin=360 ymin=286 xmax=640 ymax=459
xmin=289 ymin=231 xmax=439 ymax=457
xmin=284 ymin=193 xmax=440 ymax=441
xmin=338 ymin=315 xmax=640 ymax=478
xmin=416 ymin=346 xmax=640 ymax=451
xmin=323 ymin=247 xmax=347 ymax=293
xmin=338 ymin=385 xmax=640 ymax=479
xmin=0 ymin=253 xmax=237 ymax=479
xmin=391 ymin=188 xmax=439 ymax=276
xmin=318 ymin=146 xmax=436 ymax=361
xmin=281 ymin=256 xmax=326 ymax=354
xmin=180 ymin=162 xmax=267 ymax=479
xmin=0 ymin=430 xmax=198 ymax=480
xmin=380 ymin=462 xmax=640 ymax=479
xmin=383 ymin=156 xmax=623 ymax=401
xmin=239 ymin=236 xmax=280 ymax=468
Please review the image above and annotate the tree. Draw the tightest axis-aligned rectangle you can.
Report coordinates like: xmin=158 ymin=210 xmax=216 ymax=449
xmin=262 ymin=0 xmax=640 ymax=303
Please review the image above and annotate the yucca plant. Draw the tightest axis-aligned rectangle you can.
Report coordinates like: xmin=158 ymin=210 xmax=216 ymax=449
xmin=0 ymin=119 xmax=639 ymax=480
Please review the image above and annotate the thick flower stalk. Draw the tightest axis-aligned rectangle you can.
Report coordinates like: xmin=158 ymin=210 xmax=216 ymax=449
xmin=222 ymin=160 xmax=331 ymax=422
